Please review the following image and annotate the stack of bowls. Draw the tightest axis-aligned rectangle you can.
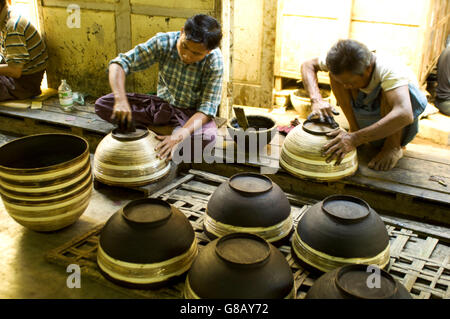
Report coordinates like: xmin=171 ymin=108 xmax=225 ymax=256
xmin=0 ymin=133 xmax=92 ymax=231
xmin=97 ymin=198 xmax=198 ymax=288
xmin=205 ymin=172 xmax=292 ymax=244
xmin=93 ymin=126 xmax=170 ymax=187
xmin=306 ymin=264 xmax=412 ymax=299
xmin=184 ymin=233 xmax=295 ymax=299
xmin=280 ymin=120 xmax=358 ymax=181
xmin=291 ymin=195 xmax=390 ymax=273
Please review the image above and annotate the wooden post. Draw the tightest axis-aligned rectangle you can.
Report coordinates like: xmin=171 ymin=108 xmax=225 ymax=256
xmin=339 ymin=0 xmax=353 ymax=38
xmin=115 ymin=0 xmax=133 ymax=92
xmin=35 ymin=0 xmax=47 ymax=58
xmin=219 ymin=0 xmax=234 ymax=120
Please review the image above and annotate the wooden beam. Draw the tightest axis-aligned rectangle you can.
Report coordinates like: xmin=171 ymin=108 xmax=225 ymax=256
xmin=380 ymin=215 xmax=450 ymax=244
xmin=130 ymin=5 xmax=214 ymax=18
xmin=219 ymin=0 xmax=233 ymax=120
xmin=36 ymin=0 xmax=47 ymax=48
xmin=214 ymin=0 xmax=221 ymax=19
xmin=339 ymin=0 xmax=353 ymax=38
xmin=114 ymin=0 xmax=133 ymax=92
xmin=42 ymin=0 xmax=116 ymax=11
xmin=114 ymin=1 xmax=131 ymax=54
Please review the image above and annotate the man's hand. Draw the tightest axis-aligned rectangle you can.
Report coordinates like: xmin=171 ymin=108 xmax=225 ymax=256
xmin=308 ymin=99 xmax=340 ymax=127
xmin=155 ymin=134 xmax=183 ymax=161
xmin=111 ymin=99 xmax=132 ymax=126
xmin=322 ymin=129 xmax=358 ymax=165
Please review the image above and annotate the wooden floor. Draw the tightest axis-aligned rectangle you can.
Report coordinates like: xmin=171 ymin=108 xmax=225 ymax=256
xmin=0 ymin=99 xmax=449 ymax=225
xmin=45 ymin=169 xmax=450 ymax=299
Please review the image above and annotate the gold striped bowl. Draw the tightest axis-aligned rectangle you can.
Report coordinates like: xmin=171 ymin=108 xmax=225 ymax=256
xmin=93 ymin=127 xmax=170 ymax=187
xmin=204 ymin=173 xmax=293 ymax=244
xmin=0 ymin=133 xmax=92 ymax=232
xmin=291 ymin=195 xmax=390 ymax=273
xmin=184 ymin=233 xmax=295 ymax=299
xmin=280 ymin=121 xmax=358 ymax=181
xmin=97 ymin=198 xmax=198 ymax=288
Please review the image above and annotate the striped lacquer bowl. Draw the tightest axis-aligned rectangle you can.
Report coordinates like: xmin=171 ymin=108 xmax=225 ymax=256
xmin=0 ymin=133 xmax=92 ymax=232
xmin=280 ymin=121 xmax=358 ymax=181
xmin=93 ymin=127 xmax=170 ymax=187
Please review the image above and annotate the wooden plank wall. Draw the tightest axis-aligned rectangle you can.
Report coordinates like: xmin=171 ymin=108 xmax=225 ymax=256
xmin=231 ymin=0 xmax=278 ymax=108
xmin=275 ymin=0 xmax=450 ymax=87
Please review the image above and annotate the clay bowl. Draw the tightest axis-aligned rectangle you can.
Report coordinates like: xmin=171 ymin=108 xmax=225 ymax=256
xmin=306 ymin=264 xmax=412 ymax=299
xmin=290 ymin=85 xmax=331 ymax=118
xmin=227 ymin=115 xmax=277 ymax=153
xmin=97 ymin=198 xmax=198 ymax=288
xmin=0 ymin=133 xmax=92 ymax=232
xmin=205 ymin=172 xmax=292 ymax=245
xmin=280 ymin=120 xmax=358 ymax=181
xmin=291 ymin=194 xmax=390 ymax=273
xmin=184 ymin=233 xmax=295 ymax=299
xmin=93 ymin=126 xmax=170 ymax=187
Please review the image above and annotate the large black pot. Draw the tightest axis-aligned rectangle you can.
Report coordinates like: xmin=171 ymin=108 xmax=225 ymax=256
xmin=185 ymin=233 xmax=295 ymax=299
xmin=291 ymin=195 xmax=390 ymax=273
xmin=205 ymin=172 xmax=292 ymax=244
xmin=306 ymin=264 xmax=412 ymax=299
xmin=97 ymin=198 xmax=198 ymax=288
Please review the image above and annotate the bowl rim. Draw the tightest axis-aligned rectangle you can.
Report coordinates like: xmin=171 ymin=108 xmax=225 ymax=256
xmin=111 ymin=125 xmax=150 ymax=141
xmin=214 ymin=232 xmax=271 ymax=267
xmin=228 ymin=172 xmax=273 ymax=195
xmin=321 ymin=194 xmax=371 ymax=223
xmin=121 ymin=198 xmax=173 ymax=227
xmin=335 ymin=264 xmax=399 ymax=299
xmin=0 ymin=133 xmax=89 ymax=172
xmin=302 ymin=120 xmax=340 ymax=136
xmin=226 ymin=114 xmax=277 ymax=134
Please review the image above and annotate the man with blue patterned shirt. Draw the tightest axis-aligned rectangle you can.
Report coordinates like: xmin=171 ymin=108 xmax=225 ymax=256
xmin=95 ymin=14 xmax=223 ymax=160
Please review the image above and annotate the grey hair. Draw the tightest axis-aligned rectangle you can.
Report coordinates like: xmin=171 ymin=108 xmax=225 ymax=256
xmin=326 ymin=39 xmax=372 ymax=75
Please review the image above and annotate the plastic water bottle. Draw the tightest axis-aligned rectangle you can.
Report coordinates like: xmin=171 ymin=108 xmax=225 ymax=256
xmin=58 ymin=79 xmax=73 ymax=111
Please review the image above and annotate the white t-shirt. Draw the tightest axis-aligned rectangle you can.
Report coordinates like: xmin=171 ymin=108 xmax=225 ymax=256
xmin=317 ymin=52 xmax=419 ymax=94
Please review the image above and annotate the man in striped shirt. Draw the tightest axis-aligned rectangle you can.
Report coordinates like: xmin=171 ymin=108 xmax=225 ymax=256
xmin=95 ymin=14 xmax=224 ymax=161
xmin=0 ymin=0 xmax=48 ymax=101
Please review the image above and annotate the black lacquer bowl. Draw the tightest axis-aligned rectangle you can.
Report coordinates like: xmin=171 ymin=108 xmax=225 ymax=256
xmin=291 ymin=195 xmax=390 ymax=273
xmin=227 ymin=115 xmax=277 ymax=153
xmin=97 ymin=198 xmax=198 ymax=288
xmin=306 ymin=264 xmax=412 ymax=299
xmin=184 ymin=233 xmax=295 ymax=299
xmin=205 ymin=172 xmax=292 ymax=244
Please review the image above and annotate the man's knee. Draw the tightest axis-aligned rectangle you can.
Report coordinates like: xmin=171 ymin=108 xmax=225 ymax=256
xmin=400 ymin=118 xmax=419 ymax=147
xmin=436 ymin=99 xmax=450 ymax=116
xmin=94 ymin=93 xmax=115 ymax=122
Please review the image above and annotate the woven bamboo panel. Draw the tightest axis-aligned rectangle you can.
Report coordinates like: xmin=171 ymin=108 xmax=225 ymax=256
xmin=45 ymin=169 xmax=450 ymax=299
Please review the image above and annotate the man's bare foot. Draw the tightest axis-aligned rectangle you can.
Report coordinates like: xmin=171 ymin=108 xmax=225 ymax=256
xmin=368 ymin=146 xmax=403 ymax=171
